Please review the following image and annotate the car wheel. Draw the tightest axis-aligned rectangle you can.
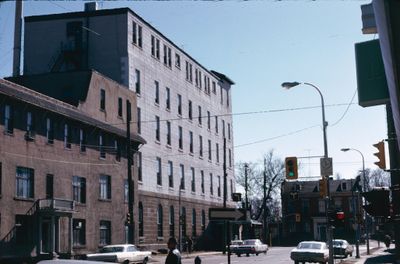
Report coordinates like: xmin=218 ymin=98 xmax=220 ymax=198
xmin=237 ymin=254 xmax=241 ymax=257
xmin=123 ymin=260 xmax=129 ymax=264
xmin=256 ymin=253 xmax=259 ymax=256
xmin=142 ymin=257 xmax=148 ymax=264
xmin=246 ymin=253 xmax=249 ymax=257
xmin=294 ymin=261 xmax=299 ymax=264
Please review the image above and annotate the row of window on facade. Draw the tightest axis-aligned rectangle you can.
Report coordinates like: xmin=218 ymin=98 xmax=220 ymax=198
xmin=131 ymin=21 xmax=230 ymax=107
xmin=3 ymin=104 xmax=124 ymax=161
xmin=285 ymin=198 xmax=355 ymax=216
xmin=138 ymin=202 xmax=207 ymax=239
xmin=153 ymin=159 xmax=234 ymax=197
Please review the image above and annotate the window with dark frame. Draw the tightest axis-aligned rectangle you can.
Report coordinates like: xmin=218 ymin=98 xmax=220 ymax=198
xmin=132 ymin=21 xmax=137 ymax=44
xmin=156 ymin=157 xmax=162 ymax=186
xmin=201 ymin=170 xmax=204 ymax=194
xmin=156 ymin=39 xmax=160 ymax=59
xmin=46 ymin=117 xmax=54 ymax=144
xmin=157 ymin=204 xmax=163 ymax=237
xmin=177 ymin=94 xmax=182 ymax=115
xmin=198 ymin=106 xmax=202 ymax=125
xmin=79 ymin=128 xmax=86 ymax=152
xmin=229 ymin=149 xmax=232 ymax=167
xmin=191 ymin=167 xmax=195 ymax=192
xmin=155 ymin=116 xmax=160 ymax=141
xmin=189 ymin=131 xmax=193 ymax=154
xmin=16 ymin=167 xmax=34 ymax=199
xmin=99 ymin=133 xmax=106 ymax=159
xmin=139 ymin=202 xmax=144 ymax=236
xmin=220 ymin=86 xmax=224 ymax=104
xmin=216 ymin=143 xmax=220 ymax=163
xmin=166 ymin=87 xmax=170 ymax=110
xmin=178 ymin=126 xmax=183 ymax=150
xmin=25 ymin=111 xmax=35 ymax=139
xmin=175 ymin=53 xmax=181 ymax=69
xmin=99 ymin=175 xmax=111 ymax=200
xmin=168 ymin=161 xmax=173 ymax=188
xmin=210 ymin=173 xmax=213 ymax=195
xmin=73 ymin=219 xmax=86 ymax=246
xmin=118 ymin=97 xmax=123 ymax=117
xmin=217 ymin=176 xmax=221 ymax=197
xmin=138 ymin=25 xmax=142 ymax=48
xmin=64 ymin=123 xmax=71 ymax=149
xmin=192 ymin=209 xmax=196 ymax=236
xmin=115 ymin=139 xmax=121 ymax=161
xmin=151 ymin=35 xmax=155 ymax=56
xmin=72 ymin=176 xmax=86 ymax=203
xmin=137 ymin=152 xmax=142 ymax=181
xmin=137 ymin=107 xmax=141 ymax=134
xmin=212 ymin=81 xmax=216 ymax=94
xmin=182 ymin=207 xmax=187 ymax=236
xmin=46 ymin=174 xmax=54 ymax=199
xmin=169 ymin=206 xmax=175 ymax=237
xmin=135 ymin=69 xmax=141 ymax=94
xmin=208 ymin=140 xmax=212 ymax=161
xmin=188 ymin=100 xmax=192 ymax=120
xmin=99 ymin=220 xmax=111 ymax=246
xmin=228 ymin=123 xmax=231 ymax=140
xmin=199 ymin=135 xmax=203 ymax=157
xmin=100 ymin=89 xmax=106 ymax=111
xmin=167 ymin=121 xmax=171 ymax=146
xmin=215 ymin=116 xmax=218 ymax=134
xmin=4 ymin=104 xmax=14 ymax=134
xmin=201 ymin=210 xmax=206 ymax=232
xmin=180 ymin=164 xmax=185 ymax=190
xmin=155 ymin=81 xmax=160 ymax=104
xmin=207 ymin=111 xmax=210 ymax=130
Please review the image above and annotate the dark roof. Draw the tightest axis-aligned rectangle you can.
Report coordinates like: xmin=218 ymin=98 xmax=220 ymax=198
xmin=0 ymin=78 xmax=145 ymax=145
xmin=6 ymin=71 xmax=92 ymax=107
xmin=25 ymin=7 xmax=234 ymax=86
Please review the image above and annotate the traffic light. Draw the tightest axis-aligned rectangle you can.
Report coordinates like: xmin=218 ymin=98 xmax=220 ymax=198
xmin=319 ymin=178 xmax=327 ymax=198
xmin=373 ymin=141 xmax=386 ymax=169
xmin=126 ymin=213 xmax=131 ymax=225
xmin=362 ymin=188 xmax=390 ymax=217
xmin=285 ymin=157 xmax=298 ymax=180
xmin=328 ymin=209 xmax=345 ymax=228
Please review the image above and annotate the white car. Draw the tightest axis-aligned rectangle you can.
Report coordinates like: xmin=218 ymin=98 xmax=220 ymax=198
xmin=86 ymin=244 xmax=151 ymax=264
xmin=234 ymin=239 xmax=268 ymax=257
xmin=290 ymin=241 xmax=329 ymax=264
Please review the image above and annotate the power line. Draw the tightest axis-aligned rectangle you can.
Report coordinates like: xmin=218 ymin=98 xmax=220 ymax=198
xmin=330 ymin=89 xmax=357 ymax=127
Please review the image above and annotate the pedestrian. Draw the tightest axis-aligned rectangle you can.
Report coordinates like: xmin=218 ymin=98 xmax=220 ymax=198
xmin=187 ymin=236 xmax=193 ymax=253
xmin=384 ymin=234 xmax=391 ymax=249
xmin=166 ymin=237 xmax=182 ymax=264
xmin=194 ymin=256 xmax=201 ymax=264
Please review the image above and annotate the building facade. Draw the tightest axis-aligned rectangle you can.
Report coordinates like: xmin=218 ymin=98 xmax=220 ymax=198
xmin=0 ymin=72 xmax=144 ymax=261
xmin=22 ymin=5 xmax=235 ymax=248
xmin=281 ymin=179 xmax=362 ymax=245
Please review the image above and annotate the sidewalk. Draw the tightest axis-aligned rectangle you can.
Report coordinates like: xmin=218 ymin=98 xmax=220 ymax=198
xmin=342 ymin=244 xmax=396 ymax=264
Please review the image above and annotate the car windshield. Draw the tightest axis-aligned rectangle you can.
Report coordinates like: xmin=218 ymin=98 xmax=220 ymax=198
xmin=231 ymin=241 xmax=243 ymax=245
xmin=99 ymin=246 xmax=125 ymax=253
xmin=244 ymin=240 xmax=256 ymax=245
xmin=298 ymin=242 xmax=322 ymax=250
xmin=333 ymin=241 xmax=344 ymax=246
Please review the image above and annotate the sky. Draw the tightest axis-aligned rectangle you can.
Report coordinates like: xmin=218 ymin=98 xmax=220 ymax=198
xmin=0 ymin=0 xmax=387 ymax=181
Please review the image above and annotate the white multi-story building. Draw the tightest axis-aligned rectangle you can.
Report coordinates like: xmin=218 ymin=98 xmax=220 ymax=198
xmin=23 ymin=3 xmax=235 ymax=248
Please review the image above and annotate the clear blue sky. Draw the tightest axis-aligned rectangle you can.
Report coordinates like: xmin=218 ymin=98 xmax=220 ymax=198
xmin=0 ymin=0 xmax=386 ymax=180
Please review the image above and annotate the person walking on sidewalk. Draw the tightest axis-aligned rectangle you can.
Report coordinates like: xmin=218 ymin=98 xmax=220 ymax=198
xmin=384 ymin=234 xmax=391 ymax=249
xmin=166 ymin=237 xmax=182 ymax=264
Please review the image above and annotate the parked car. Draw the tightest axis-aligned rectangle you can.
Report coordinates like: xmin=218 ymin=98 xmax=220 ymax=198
xmin=234 ymin=239 xmax=268 ymax=257
xmin=290 ymin=241 xmax=329 ymax=264
xmin=333 ymin=239 xmax=354 ymax=258
xmin=86 ymin=244 xmax=151 ymax=264
xmin=229 ymin=240 xmax=243 ymax=254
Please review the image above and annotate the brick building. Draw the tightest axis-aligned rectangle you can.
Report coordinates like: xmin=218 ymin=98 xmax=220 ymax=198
xmin=0 ymin=71 xmax=144 ymax=261
xmin=21 ymin=3 xmax=235 ymax=248
xmin=281 ymin=179 xmax=362 ymax=245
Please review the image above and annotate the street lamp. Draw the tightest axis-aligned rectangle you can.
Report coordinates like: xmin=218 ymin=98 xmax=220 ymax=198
xmin=282 ymin=81 xmax=333 ymax=264
xmin=340 ymin=148 xmax=370 ymax=255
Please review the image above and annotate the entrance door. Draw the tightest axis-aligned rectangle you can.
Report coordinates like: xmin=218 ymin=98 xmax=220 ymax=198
xmin=317 ymin=224 xmax=327 ymax=242
xmin=41 ymin=219 xmax=51 ymax=253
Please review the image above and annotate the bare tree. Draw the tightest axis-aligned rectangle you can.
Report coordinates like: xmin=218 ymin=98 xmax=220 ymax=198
xmin=359 ymin=168 xmax=390 ymax=191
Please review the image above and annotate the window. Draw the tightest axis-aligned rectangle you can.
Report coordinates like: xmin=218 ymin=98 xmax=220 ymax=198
xmin=25 ymin=111 xmax=35 ymax=139
xmin=199 ymin=71 xmax=202 ymax=89
xmin=156 ymin=39 xmax=160 ymax=59
xmin=191 ymin=167 xmax=195 ymax=192
xmin=99 ymin=134 xmax=105 ymax=159
xmin=228 ymin=123 xmax=231 ymax=140
xmin=4 ymin=104 xmax=13 ymax=134
xmin=178 ymin=126 xmax=183 ymax=150
xmin=100 ymin=89 xmax=106 ymax=111
xmin=217 ymin=176 xmax=221 ymax=197
xmin=124 ymin=179 xmax=129 ymax=203
xmin=132 ymin=21 xmax=142 ymax=47
xmin=46 ymin=117 xmax=54 ymax=144
xmin=168 ymin=161 xmax=173 ymax=188
xmin=166 ymin=87 xmax=170 ymax=110
xmin=185 ymin=62 xmax=193 ymax=82
xmin=132 ymin=21 xmax=137 ymax=44
xmin=16 ymin=167 xmax=34 ymax=199
xmin=199 ymin=135 xmax=203 ymax=157
xmin=138 ymin=25 xmax=142 ymax=48
xmin=220 ymin=86 xmax=224 ymax=104
xmin=222 ymin=120 xmax=225 ymax=137
xmin=46 ymin=174 xmax=54 ymax=199
xmin=186 ymin=61 xmax=189 ymax=81
xmin=151 ymin=35 xmax=155 ymax=56
xmin=216 ymin=143 xmax=220 ymax=163
xmin=188 ymin=100 xmax=192 ymax=120
xmin=64 ymin=123 xmax=71 ymax=149
xmin=169 ymin=206 xmax=175 ymax=237
xmin=166 ymin=121 xmax=171 ymax=146
xmin=73 ymin=176 xmax=86 ymax=203
xmin=215 ymin=116 xmax=218 ymax=133
xmin=195 ymin=69 xmax=199 ymax=87
xmin=155 ymin=81 xmax=160 ymax=104
xmin=99 ymin=220 xmax=111 ymax=246
xmin=137 ymin=107 xmax=141 ymax=134
xmin=177 ymin=94 xmax=182 ymax=115
xmin=118 ymin=97 xmax=123 ymax=117
xmin=115 ymin=139 xmax=121 ymax=161
xmin=155 ymin=116 xmax=160 ymax=141
xmin=73 ymin=219 xmax=86 ymax=246
xmin=318 ymin=200 xmax=326 ymax=213
xmin=189 ymin=131 xmax=193 ymax=154
xmin=201 ymin=210 xmax=206 ymax=232
xmin=226 ymin=90 xmax=230 ymax=106
xmin=208 ymin=140 xmax=212 ymax=161
xmin=210 ymin=173 xmax=213 ymax=195
xmin=212 ymin=81 xmax=216 ymax=94
xmin=180 ymin=164 xmax=185 ymax=190
xmin=175 ymin=53 xmax=181 ymax=69
xmin=302 ymin=200 xmax=310 ymax=215
xmin=99 ymin=175 xmax=111 ymax=200
xmin=163 ymin=45 xmax=172 ymax=67
xmin=201 ymin=170 xmax=204 ymax=194
xmin=229 ymin=149 xmax=232 ymax=167
xmin=192 ymin=209 xmax=197 ymax=236
xmin=157 ymin=204 xmax=163 ymax=237
xmin=137 ymin=152 xmax=142 ymax=181
xmin=157 ymin=157 xmax=162 ymax=186
xmin=139 ymin=202 xmax=144 ymax=236
xmin=198 ymin=106 xmax=202 ymax=125
xmin=135 ymin=69 xmax=141 ymax=94
xmin=181 ymin=207 xmax=187 ymax=236
xmin=79 ymin=128 xmax=86 ymax=152
xmin=207 ymin=111 xmax=211 ymax=130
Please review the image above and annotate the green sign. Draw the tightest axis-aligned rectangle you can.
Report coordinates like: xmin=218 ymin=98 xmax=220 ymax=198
xmin=355 ymin=39 xmax=389 ymax=107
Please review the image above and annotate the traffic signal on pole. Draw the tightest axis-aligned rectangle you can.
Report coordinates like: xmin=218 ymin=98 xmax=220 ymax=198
xmin=285 ymin=157 xmax=298 ymax=180
xmin=328 ymin=209 xmax=345 ymax=228
xmin=362 ymin=188 xmax=390 ymax=217
xmin=126 ymin=213 xmax=131 ymax=225
xmin=319 ymin=178 xmax=327 ymax=198
xmin=373 ymin=141 xmax=386 ymax=170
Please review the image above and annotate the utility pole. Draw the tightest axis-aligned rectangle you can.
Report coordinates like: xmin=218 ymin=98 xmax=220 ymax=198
xmin=126 ymin=100 xmax=134 ymax=244
xmin=244 ymin=163 xmax=249 ymax=217
xmin=223 ymin=137 xmax=227 ymax=208
xmin=263 ymin=157 xmax=267 ymax=244
xmin=178 ymin=177 xmax=182 ymax=252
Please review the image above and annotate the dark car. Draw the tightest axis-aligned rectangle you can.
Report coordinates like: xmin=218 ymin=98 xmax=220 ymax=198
xmin=333 ymin=239 xmax=354 ymax=258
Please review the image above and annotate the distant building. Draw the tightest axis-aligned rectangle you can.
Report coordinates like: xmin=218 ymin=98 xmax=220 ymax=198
xmin=21 ymin=4 xmax=235 ymax=249
xmin=0 ymin=71 xmax=144 ymax=261
xmin=281 ymin=179 xmax=362 ymax=245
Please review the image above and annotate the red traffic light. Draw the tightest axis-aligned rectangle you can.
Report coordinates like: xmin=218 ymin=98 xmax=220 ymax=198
xmin=336 ymin=211 xmax=345 ymax=220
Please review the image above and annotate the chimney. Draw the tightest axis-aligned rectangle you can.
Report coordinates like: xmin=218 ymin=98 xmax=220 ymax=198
xmin=85 ymin=2 xmax=98 ymax=12
xmin=12 ymin=0 xmax=22 ymax=77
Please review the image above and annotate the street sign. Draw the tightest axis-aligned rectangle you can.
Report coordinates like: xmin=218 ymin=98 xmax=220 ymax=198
xmin=209 ymin=208 xmax=246 ymax=221
xmin=320 ymin=157 xmax=333 ymax=176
